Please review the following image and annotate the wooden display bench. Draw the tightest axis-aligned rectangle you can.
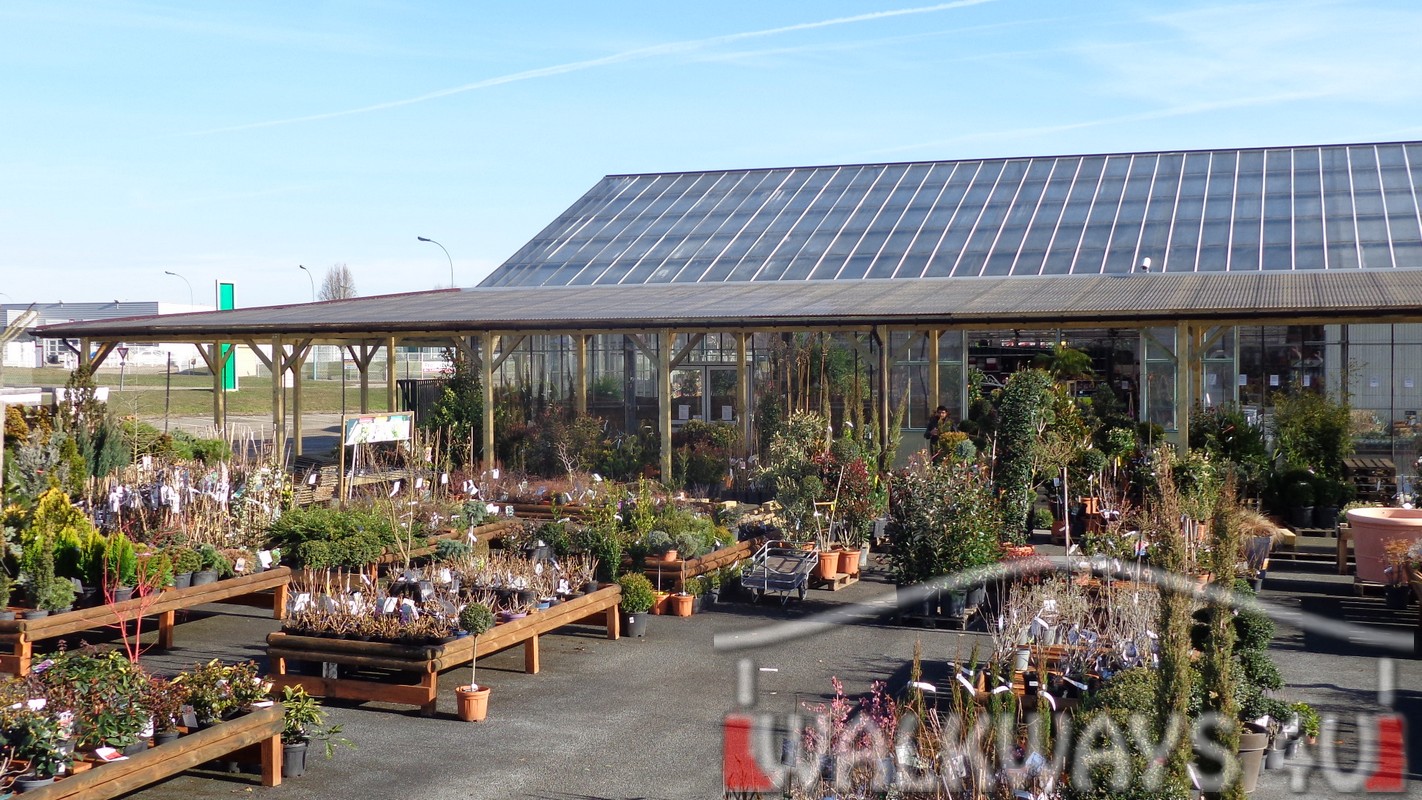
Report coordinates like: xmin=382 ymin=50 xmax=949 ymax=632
xmin=23 ymin=704 xmax=285 ymax=798
xmin=504 ymin=502 xmax=592 ymax=522
xmin=0 ymin=568 xmax=292 ymax=676
xmin=1337 ymin=523 xmax=1354 ymax=575
xmin=644 ymin=538 xmax=760 ymax=591
xmin=267 ymin=584 xmax=622 ymax=715
xmin=374 ymin=519 xmax=521 ymax=568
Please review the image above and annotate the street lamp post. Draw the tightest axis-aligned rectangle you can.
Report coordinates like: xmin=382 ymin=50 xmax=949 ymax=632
xmin=417 ymin=237 xmax=455 ymax=287
xmin=297 ymin=265 xmax=319 ymax=379
xmin=163 ymin=271 xmax=194 ymax=307
xmin=297 ymin=264 xmax=316 ymax=301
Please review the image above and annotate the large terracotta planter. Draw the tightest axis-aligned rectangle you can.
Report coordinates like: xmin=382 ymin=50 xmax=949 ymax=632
xmin=817 ymin=550 xmax=841 ymax=581
xmin=669 ymin=593 xmax=693 ymax=617
xmin=456 ymin=684 xmax=491 ymax=721
xmin=1347 ymin=508 xmax=1422 ymax=584
xmin=838 ymin=548 xmax=860 ymax=577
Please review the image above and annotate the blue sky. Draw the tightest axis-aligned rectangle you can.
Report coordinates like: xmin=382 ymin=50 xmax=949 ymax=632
xmin=3 ymin=0 xmax=1421 ymax=308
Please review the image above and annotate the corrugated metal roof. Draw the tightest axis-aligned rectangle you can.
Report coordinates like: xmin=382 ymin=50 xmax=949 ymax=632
xmin=482 ymin=141 xmax=1422 ymax=288
xmin=33 ymin=270 xmax=1422 ymax=341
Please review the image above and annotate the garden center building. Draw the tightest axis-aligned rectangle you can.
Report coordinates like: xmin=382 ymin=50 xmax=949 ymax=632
xmin=34 ymin=141 xmax=1422 ymax=480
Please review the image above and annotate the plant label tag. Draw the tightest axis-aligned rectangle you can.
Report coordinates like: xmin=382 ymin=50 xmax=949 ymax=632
xmin=26 ymin=698 xmax=45 ymax=711
xmin=361 ymin=572 xmax=373 ymax=585
xmin=1042 ymin=598 xmax=1057 ymax=612
xmin=322 ymin=663 xmax=338 ymax=680
xmin=181 ymin=706 xmax=198 ymax=729
xmin=234 ymin=558 xmax=247 ymax=574
xmin=505 ymin=505 xmax=515 ymax=517
xmin=383 ymin=597 xmax=398 ymax=613
xmin=557 ymin=579 xmax=570 ymax=595
xmin=440 ymin=472 xmax=450 ymax=485
xmin=94 ymin=746 xmax=126 ymax=762
xmin=992 ymin=684 xmax=1012 ymax=694
xmin=142 ymin=455 xmax=152 ymax=469
xmin=257 ymin=550 xmax=273 ymax=568
xmin=956 ymin=674 xmax=976 ymax=693
xmin=439 ymin=568 xmax=453 ymax=584
xmin=307 ymin=472 xmax=318 ymax=486
xmin=486 ymin=503 xmax=500 ymax=515
xmin=292 ymin=593 xmax=312 ymax=612
xmin=491 ymin=468 xmax=500 ymax=479
xmin=467 ymin=528 xmax=477 ymax=543
xmin=1063 ymin=676 xmax=1087 ymax=690
xmin=389 ymin=480 xmax=402 ymax=497
xmin=249 ymin=700 xmax=275 ymax=708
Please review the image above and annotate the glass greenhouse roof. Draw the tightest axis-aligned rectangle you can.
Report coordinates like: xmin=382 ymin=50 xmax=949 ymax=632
xmin=482 ymin=142 xmax=1422 ymax=287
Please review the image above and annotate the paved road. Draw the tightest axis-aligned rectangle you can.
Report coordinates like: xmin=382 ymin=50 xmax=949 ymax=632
xmin=98 ymin=550 xmax=1422 ymax=800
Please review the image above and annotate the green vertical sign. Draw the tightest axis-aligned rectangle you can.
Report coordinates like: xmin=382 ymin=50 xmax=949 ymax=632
xmin=218 ymin=282 xmax=237 ymax=391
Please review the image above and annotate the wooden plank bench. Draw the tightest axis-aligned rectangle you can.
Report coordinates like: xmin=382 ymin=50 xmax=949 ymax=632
xmin=267 ymin=584 xmax=621 ymax=715
xmin=0 ymin=568 xmax=292 ymax=676
xmin=24 ymin=703 xmax=285 ymax=798
xmin=644 ymin=538 xmax=759 ymax=591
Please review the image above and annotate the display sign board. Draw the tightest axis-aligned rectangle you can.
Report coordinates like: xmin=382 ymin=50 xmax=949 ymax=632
xmin=342 ymin=412 xmax=414 ymax=446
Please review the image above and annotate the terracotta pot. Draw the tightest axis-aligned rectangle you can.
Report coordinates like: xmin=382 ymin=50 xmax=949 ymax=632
xmin=838 ymin=548 xmax=860 ymax=577
xmin=1347 ymin=508 xmax=1422 ymax=584
xmin=669 ymin=593 xmax=694 ymax=617
xmin=661 ymin=550 xmax=679 ymax=563
xmin=1237 ymin=731 xmax=1270 ymax=794
xmin=651 ymin=591 xmax=671 ymax=615
xmin=817 ymin=550 xmax=841 ymax=581
xmin=455 ymin=684 xmax=491 ymax=722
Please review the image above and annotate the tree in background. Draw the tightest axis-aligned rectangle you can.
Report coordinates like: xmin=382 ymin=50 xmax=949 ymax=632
xmin=320 ymin=264 xmax=358 ymax=301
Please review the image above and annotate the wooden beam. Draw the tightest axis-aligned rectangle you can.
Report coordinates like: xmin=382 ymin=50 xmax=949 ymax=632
xmin=626 ymin=333 xmax=657 ymax=362
xmin=668 ymin=333 xmax=705 ymax=370
xmin=242 ymin=338 xmax=274 ymax=372
xmin=290 ymin=347 xmax=308 ymax=457
xmin=490 ymin=334 xmax=525 ymax=371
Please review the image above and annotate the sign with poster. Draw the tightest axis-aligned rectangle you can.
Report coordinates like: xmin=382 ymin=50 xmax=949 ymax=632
xmin=342 ymin=412 xmax=413 ymax=446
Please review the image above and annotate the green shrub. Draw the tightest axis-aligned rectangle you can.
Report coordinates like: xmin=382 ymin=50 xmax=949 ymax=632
xmin=434 ymin=539 xmax=472 ymax=561
xmin=617 ymin=573 xmax=656 ymax=614
xmin=170 ymin=547 xmax=202 ymax=574
xmin=1083 ymin=667 xmax=1159 ymax=716
xmin=1032 ymin=506 xmax=1055 ymax=531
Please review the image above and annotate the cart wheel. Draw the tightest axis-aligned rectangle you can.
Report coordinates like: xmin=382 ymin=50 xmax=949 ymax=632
xmin=797 ymin=586 xmax=807 ymax=601
xmin=754 ymin=589 xmax=764 ymax=603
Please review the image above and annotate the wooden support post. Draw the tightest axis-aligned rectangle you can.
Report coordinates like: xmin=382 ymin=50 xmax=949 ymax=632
xmin=356 ymin=345 xmax=371 ymax=413
xmin=524 ymin=634 xmax=541 ymax=674
xmin=927 ymin=329 xmax=940 ymax=417
xmin=272 ymin=581 xmax=289 ymax=620
xmin=79 ymin=337 xmax=91 ymax=368
xmin=658 ymin=329 xmax=673 ymax=482
xmin=873 ymin=326 xmax=890 ymax=467
xmin=736 ymin=331 xmax=751 ymax=454
xmin=481 ymin=332 xmax=496 ymax=472
xmin=260 ymin=729 xmax=283 ymax=787
xmin=386 ymin=336 xmax=398 ymax=412
xmin=574 ymin=334 xmax=588 ymax=416
xmin=606 ymin=604 xmax=620 ymax=640
xmin=213 ymin=344 xmax=229 ymax=433
xmin=157 ymin=610 xmax=176 ymax=650
xmin=1175 ymin=321 xmax=1195 ymax=449
xmin=271 ymin=336 xmax=286 ymax=463
xmin=291 ymin=349 xmax=306 ymax=457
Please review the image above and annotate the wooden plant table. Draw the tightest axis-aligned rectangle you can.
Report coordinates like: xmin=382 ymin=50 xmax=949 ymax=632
xmin=24 ymin=704 xmax=285 ymax=798
xmin=267 ymin=583 xmax=622 ymax=715
xmin=644 ymin=538 xmax=760 ymax=591
xmin=0 ymin=568 xmax=292 ymax=676
xmin=372 ymin=519 xmax=521 ymax=569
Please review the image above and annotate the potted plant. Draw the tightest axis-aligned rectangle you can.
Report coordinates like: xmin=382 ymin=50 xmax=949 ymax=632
xmin=1282 ymin=476 xmax=1316 ymax=530
xmin=280 ymin=685 xmax=351 ymax=777
xmin=144 ymin=675 xmax=186 ymax=745
xmin=6 ymin=709 xmax=69 ymax=790
xmin=617 ymin=573 xmax=655 ymax=637
xmin=455 ymin=603 xmax=495 ymax=722
xmin=0 ymin=569 xmax=13 ymax=620
xmin=668 ymin=589 xmax=694 ymax=617
xmin=179 ymin=659 xmax=238 ymax=726
xmin=168 ymin=546 xmax=201 ymax=589
xmin=191 ymin=544 xmax=228 ymax=586
xmin=1292 ymin=701 xmax=1321 ymax=746
xmin=103 ymin=531 xmax=139 ymax=601
xmin=1382 ymin=538 xmax=1414 ymax=610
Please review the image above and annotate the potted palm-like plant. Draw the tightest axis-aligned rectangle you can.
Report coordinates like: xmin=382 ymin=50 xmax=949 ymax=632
xmin=455 ymin=603 xmax=495 ymax=722
xmin=280 ymin=685 xmax=351 ymax=777
xmin=7 ymin=709 xmax=69 ymax=790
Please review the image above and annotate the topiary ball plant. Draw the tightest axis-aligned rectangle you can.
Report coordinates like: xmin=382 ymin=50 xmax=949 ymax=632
xmin=459 ymin=602 xmax=495 ymax=636
xmin=617 ymin=573 xmax=656 ymax=614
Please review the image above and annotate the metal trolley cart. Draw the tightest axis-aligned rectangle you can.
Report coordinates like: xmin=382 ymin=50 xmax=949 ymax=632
xmin=741 ymin=540 xmax=818 ymax=604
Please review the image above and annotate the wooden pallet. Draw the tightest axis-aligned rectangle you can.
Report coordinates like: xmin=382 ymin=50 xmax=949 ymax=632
xmin=899 ymin=607 xmax=977 ymax=630
xmin=811 ymin=572 xmax=859 ymax=591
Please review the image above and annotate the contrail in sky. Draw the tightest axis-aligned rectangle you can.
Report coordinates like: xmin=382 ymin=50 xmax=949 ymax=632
xmin=189 ymin=0 xmax=997 ymax=135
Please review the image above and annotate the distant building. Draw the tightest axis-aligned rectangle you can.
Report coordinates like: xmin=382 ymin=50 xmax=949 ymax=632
xmin=1 ymin=301 xmax=212 ymax=371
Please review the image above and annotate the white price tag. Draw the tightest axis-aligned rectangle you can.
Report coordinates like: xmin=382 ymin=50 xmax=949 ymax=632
xmin=486 ymin=502 xmax=500 ymax=515
xmin=292 ymin=592 xmax=312 ymax=612
xmin=441 ymin=472 xmax=450 ymax=485
xmin=181 ymin=705 xmax=198 ymax=729
xmin=382 ymin=597 xmax=398 ymax=613
xmin=257 ymin=550 xmax=273 ymax=569
xmin=491 ymin=468 xmax=500 ymax=479
xmin=234 ymin=558 xmax=247 ymax=574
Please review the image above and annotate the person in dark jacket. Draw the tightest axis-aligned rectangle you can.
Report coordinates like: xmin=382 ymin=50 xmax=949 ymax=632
xmin=924 ymin=405 xmax=951 ymax=461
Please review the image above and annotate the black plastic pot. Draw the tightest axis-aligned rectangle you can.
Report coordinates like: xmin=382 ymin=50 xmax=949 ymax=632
xmin=113 ymin=586 xmax=135 ymax=603
xmin=283 ymin=740 xmax=308 ymax=778
xmin=22 ymin=609 xmax=49 ymax=620
xmin=1314 ymin=505 xmax=1339 ymax=529
xmin=942 ymin=590 xmax=969 ymax=619
xmin=191 ymin=570 xmax=219 ymax=586
xmin=1385 ymin=584 xmax=1411 ymax=610
xmin=155 ymin=730 xmax=181 ymax=746
xmin=621 ymin=611 xmax=649 ymax=637
xmin=122 ymin=739 xmax=148 ymax=756
xmin=15 ymin=775 xmax=55 ymax=791
xmin=1289 ymin=506 xmax=1314 ymax=529
xmin=173 ymin=572 xmax=193 ymax=590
